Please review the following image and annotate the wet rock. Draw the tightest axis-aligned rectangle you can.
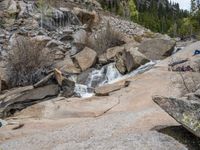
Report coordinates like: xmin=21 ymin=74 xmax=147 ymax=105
xmin=77 ymin=68 xmax=95 ymax=85
xmin=153 ymin=93 xmax=200 ymax=138
xmin=0 ymin=119 xmax=7 ymax=128
xmin=38 ymin=7 xmax=81 ymax=30
xmin=138 ymin=39 xmax=176 ymax=60
xmin=74 ymin=47 xmax=97 ymax=71
xmin=0 ymin=84 xmax=59 ymax=118
xmin=95 ymin=81 xmax=130 ymax=96
xmin=61 ymin=77 xmax=75 ymax=98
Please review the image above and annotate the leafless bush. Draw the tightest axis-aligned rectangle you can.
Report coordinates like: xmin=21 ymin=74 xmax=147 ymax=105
xmin=86 ymin=22 xmax=125 ymax=55
xmin=7 ymin=37 xmax=53 ymax=87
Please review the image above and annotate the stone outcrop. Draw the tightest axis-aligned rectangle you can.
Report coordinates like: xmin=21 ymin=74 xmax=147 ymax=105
xmin=138 ymin=39 xmax=176 ymax=60
xmin=153 ymin=89 xmax=200 ymax=138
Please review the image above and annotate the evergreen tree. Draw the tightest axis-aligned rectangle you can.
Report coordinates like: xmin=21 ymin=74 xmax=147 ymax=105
xmin=191 ymin=0 xmax=197 ymax=13
xmin=128 ymin=0 xmax=138 ymax=21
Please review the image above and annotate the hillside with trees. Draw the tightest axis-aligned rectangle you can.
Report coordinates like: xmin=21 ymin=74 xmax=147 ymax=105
xmin=99 ymin=0 xmax=200 ymax=39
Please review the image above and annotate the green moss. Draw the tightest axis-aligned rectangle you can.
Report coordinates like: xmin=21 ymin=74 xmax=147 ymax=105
xmin=182 ymin=113 xmax=200 ymax=132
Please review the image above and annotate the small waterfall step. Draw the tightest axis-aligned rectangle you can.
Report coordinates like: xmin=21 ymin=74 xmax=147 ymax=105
xmin=74 ymin=61 xmax=156 ymax=98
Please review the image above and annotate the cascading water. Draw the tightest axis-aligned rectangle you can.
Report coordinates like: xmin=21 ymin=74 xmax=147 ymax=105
xmin=173 ymin=46 xmax=184 ymax=54
xmin=74 ymin=61 xmax=156 ymax=98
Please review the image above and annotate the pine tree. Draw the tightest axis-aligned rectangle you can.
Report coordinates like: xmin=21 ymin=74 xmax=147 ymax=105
xmin=191 ymin=0 xmax=197 ymax=13
xmin=128 ymin=0 xmax=138 ymax=21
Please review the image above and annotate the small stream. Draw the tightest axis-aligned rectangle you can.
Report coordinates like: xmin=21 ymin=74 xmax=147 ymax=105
xmin=74 ymin=61 xmax=156 ymax=98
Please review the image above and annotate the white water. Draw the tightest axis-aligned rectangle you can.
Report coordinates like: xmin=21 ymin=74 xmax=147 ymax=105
xmin=173 ymin=46 xmax=184 ymax=54
xmin=74 ymin=61 xmax=156 ymax=98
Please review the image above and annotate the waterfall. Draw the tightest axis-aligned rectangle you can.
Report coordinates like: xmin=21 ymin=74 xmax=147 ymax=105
xmin=74 ymin=84 xmax=94 ymax=98
xmin=173 ymin=46 xmax=184 ymax=54
xmin=105 ymin=63 xmax=122 ymax=83
xmin=74 ymin=61 xmax=156 ymax=98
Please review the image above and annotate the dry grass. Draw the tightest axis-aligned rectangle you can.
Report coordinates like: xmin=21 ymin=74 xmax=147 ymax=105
xmin=134 ymin=35 xmax=143 ymax=43
xmin=86 ymin=22 xmax=125 ymax=55
xmin=7 ymin=36 xmax=54 ymax=87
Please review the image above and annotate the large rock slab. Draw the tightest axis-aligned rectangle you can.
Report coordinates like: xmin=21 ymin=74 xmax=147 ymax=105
xmin=153 ymin=94 xmax=200 ymax=138
xmin=138 ymin=39 xmax=176 ymax=60
xmin=74 ymin=47 xmax=97 ymax=71
xmin=0 ymin=111 xmax=187 ymax=150
xmin=95 ymin=81 xmax=130 ymax=96
xmin=0 ymin=84 xmax=59 ymax=118
xmin=14 ymin=96 xmax=120 ymax=119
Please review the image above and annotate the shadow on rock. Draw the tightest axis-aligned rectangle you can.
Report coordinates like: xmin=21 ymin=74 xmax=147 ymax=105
xmin=152 ymin=125 xmax=200 ymax=150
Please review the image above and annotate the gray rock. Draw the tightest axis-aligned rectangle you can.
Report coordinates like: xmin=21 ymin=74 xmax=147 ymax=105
xmin=138 ymin=39 xmax=176 ymax=60
xmin=77 ymin=68 xmax=95 ymax=85
xmin=70 ymin=42 xmax=85 ymax=56
xmin=0 ymin=111 xmax=187 ymax=150
xmin=153 ymin=94 xmax=200 ymax=138
xmin=115 ymin=48 xmax=149 ymax=74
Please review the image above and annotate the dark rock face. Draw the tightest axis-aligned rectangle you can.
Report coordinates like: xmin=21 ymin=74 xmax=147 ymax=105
xmin=77 ymin=68 xmax=95 ymax=85
xmin=61 ymin=77 xmax=75 ymax=98
xmin=153 ymin=91 xmax=200 ymax=138
xmin=39 ymin=8 xmax=81 ymax=31
xmin=138 ymin=39 xmax=176 ymax=60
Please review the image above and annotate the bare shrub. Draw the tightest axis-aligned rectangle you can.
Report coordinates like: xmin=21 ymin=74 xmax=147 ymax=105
xmin=7 ymin=37 xmax=53 ymax=87
xmin=86 ymin=22 xmax=125 ymax=55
